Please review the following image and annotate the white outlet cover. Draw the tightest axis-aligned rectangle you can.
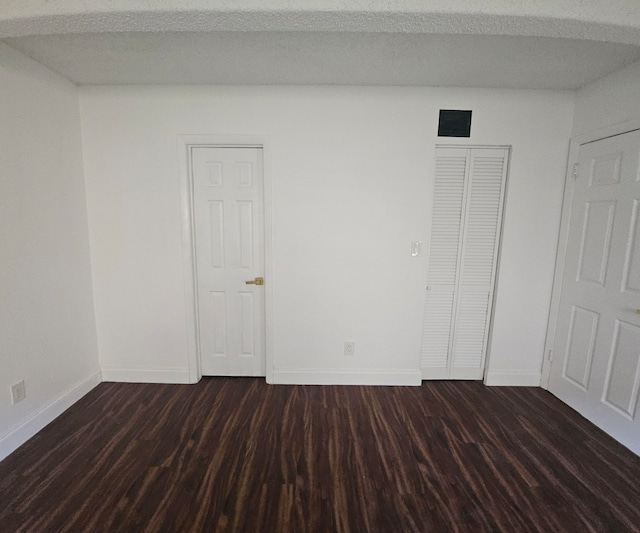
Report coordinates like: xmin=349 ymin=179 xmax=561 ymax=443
xmin=344 ymin=342 xmax=355 ymax=356
xmin=11 ymin=380 xmax=26 ymax=404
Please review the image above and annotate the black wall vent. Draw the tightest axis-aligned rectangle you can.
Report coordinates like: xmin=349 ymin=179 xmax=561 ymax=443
xmin=438 ymin=110 xmax=472 ymax=137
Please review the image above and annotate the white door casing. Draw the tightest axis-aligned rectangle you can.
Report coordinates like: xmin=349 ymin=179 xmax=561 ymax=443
xmin=190 ymin=146 xmax=266 ymax=376
xmin=548 ymin=128 xmax=640 ymax=455
xmin=421 ymin=146 xmax=509 ymax=380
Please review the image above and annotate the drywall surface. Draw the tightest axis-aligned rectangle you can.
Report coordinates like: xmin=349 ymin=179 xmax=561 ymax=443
xmin=0 ymin=43 xmax=99 ymax=460
xmin=2 ymin=1 xmax=640 ymax=45
xmin=573 ymin=59 xmax=640 ymax=136
xmin=80 ymin=85 xmax=574 ymax=385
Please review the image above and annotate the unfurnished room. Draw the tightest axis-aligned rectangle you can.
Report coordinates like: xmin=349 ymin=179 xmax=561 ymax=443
xmin=1 ymin=1 xmax=640 ymax=531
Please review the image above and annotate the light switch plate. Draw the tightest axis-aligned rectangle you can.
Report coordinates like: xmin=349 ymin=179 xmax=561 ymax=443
xmin=411 ymin=241 xmax=422 ymax=257
xmin=344 ymin=341 xmax=355 ymax=356
xmin=11 ymin=380 xmax=26 ymax=404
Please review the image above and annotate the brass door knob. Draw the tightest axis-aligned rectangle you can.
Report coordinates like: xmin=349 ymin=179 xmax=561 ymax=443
xmin=245 ymin=277 xmax=264 ymax=286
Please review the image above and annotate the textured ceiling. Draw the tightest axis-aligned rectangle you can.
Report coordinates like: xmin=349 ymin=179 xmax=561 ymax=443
xmin=2 ymin=1 xmax=640 ymax=45
xmin=5 ymin=32 xmax=640 ymax=89
xmin=3 ymin=1 xmax=640 ymax=89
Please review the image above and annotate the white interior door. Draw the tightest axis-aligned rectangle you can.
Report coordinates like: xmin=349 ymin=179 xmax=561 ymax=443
xmin=549 ymin=129 xmax=640 ymax=454
xmin=191 ymin=146 xmax=266 ymax=376
xmin=421 ymin=147 xmax=508 ymax=380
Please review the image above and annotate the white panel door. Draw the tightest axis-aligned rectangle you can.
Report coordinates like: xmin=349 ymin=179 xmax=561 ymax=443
xmin=191 ymin=147 xmax=265 ymax=376
xmin=549 ymin=129 xmax=640 ymax=454
xmin=421 ymin=147 xmax=508 ymax=380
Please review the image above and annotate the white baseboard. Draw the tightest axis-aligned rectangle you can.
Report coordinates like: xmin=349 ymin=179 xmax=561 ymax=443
xmin=272 ymin=369 xmax=422 ymax=386
xmin=0 ymin=370 xmax=102 ymax=462
xmin=100 ymin=366 xmax=191 ymax=384
xmin=484 ymin=370 xmax=541 ymax=386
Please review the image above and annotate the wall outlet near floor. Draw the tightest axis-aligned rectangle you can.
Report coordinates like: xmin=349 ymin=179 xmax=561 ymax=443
xmin=11 ymin=380 xmax=26 ymax=405
xmin=344 ymin=341 xmax=355 ymax=356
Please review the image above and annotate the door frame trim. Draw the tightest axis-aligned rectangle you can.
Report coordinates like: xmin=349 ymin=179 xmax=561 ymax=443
xmin=177 ymin=135 xmax=274 ymax=384
xmin=541 ymin=118 xmax=640 ymax=389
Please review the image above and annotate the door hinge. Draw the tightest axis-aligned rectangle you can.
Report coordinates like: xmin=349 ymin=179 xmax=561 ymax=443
xmin=547 ymin=349 xmax=554 ymax=362
xmin=572 ymin=163 xmax=579 ymax=180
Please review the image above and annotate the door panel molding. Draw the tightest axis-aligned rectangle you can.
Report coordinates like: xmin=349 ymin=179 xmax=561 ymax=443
xmin=177 ymin=135 xmax=273 ymax=383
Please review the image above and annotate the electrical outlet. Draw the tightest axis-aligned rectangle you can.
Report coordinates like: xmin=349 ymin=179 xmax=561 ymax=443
xmin=11 ymin=380 xmax=26 ymax=405
xmin=344 ymin=341 xmax=355 ymax=356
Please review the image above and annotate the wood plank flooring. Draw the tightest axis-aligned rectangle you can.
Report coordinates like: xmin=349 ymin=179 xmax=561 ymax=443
xmin=1 ymin=379 xmax=639 ymax=532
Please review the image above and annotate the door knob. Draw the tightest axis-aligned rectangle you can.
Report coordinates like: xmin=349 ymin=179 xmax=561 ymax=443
xmin=245 ymin=277 xmax=264 ymax=286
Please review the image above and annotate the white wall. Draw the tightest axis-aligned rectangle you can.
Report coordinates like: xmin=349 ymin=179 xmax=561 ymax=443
xmin=573 ymin=59 xmax=640 ymax=136
xmin=0 ymin=43 xmax=100 ymax=461
xmin=79 ymin=85 xmax=574 ymax=386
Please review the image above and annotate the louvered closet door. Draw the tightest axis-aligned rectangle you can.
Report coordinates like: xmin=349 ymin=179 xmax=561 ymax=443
xmin=421 ymin=147 xmax=508 ymax=380
xmin=421 ymin=148 xmax=469 ymax=379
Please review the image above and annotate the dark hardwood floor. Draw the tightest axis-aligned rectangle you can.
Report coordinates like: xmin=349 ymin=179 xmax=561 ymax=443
xmin=0 ymin=379 xmax=639 ymax=532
